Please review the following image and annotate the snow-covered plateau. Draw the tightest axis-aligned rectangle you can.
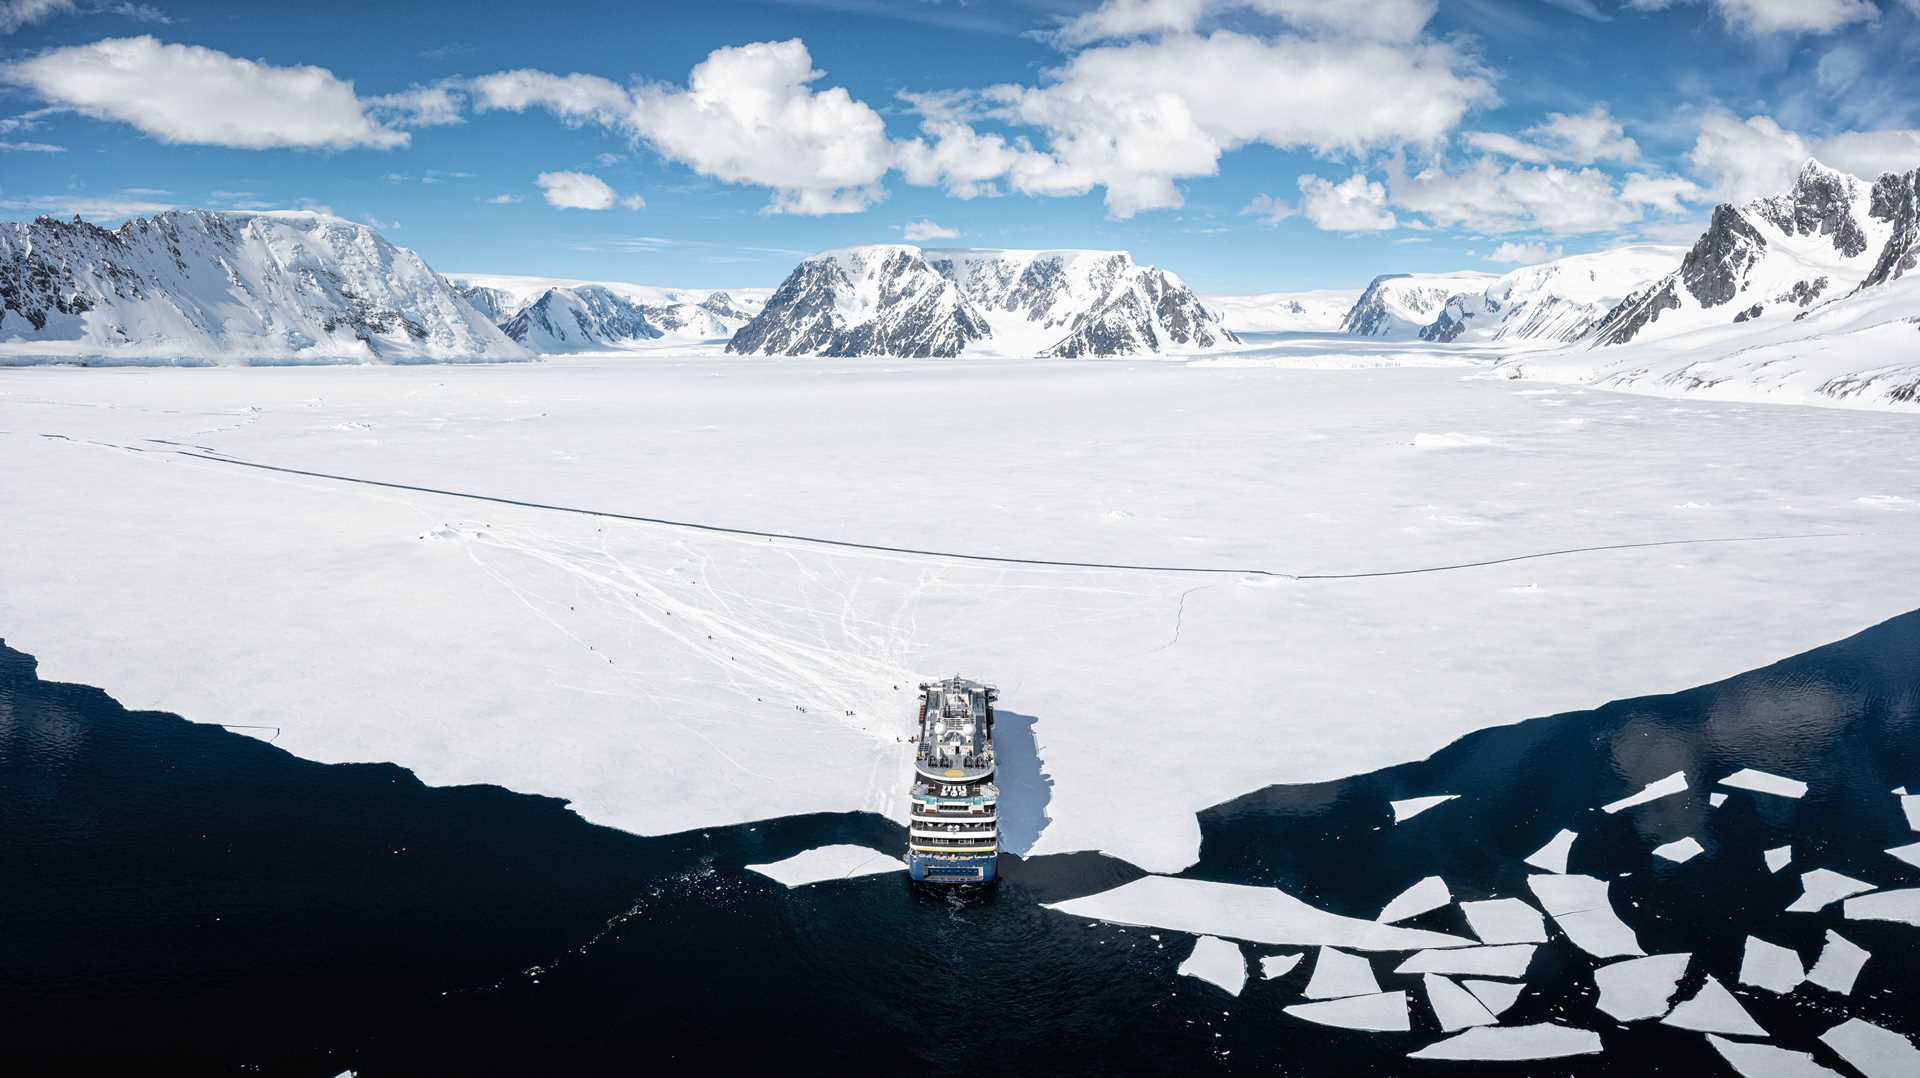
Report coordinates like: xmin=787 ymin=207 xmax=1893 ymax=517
xmin=1201 ymin=289 xmax=1361 ymax=333
xmin=4 ymin=355 xmax=1918 ymax=874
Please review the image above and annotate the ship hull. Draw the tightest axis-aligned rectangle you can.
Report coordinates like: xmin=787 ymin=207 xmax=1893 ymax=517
xmin=907 ymin=852 xmax=998 ymax=884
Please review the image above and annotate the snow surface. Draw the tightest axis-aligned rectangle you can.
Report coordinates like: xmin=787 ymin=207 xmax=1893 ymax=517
xmin=1409 ymin=1024 xmax=1603 ymax=1061
xmin=1422 ymin=974 xmax=1496 ymax=1031
xmin=1805 ymin=931 xmax=1869 ymax=995
xmin=1389 ymin=794 xmax=1458 ymax=822
xmin=1602 ymin=771 xmax=1688 ymax=813
xmin=5 ymin=358 xmax=1919 ymax=877
xmin=1787 ymin=869 xmax=1876 ymax=913
xmin=1821 ymin=1018 xmax=1920 ymax=1078
xmin=1662 ymin=976 xmax=1767 ymax=1036
xmin=1377 ymin=876 xmax=1451 ymax=923
xmin=1525 ymin=830 xmax=1580 ymax=874
xmin=1654 ymin=837 xmax=1705 ymax=863
xmin=1459 ymin=898 xmax=1547 ymax=944
xmin=1303 ymin=947 xmax=1380 ymax=998
xmin=1044 ymin=877 xmax=1472 ymax=950
xmin=1203 ymin=289 xmax=1359 ymax=333
xmin=744 ymin=844 xmax=906 ymax=887
xmin=1177 ymin=935 xmax=1247 ymax=996
xmin=1283 ymin=991 xmax=1409 ymax=1032
xmin=1739 ymin=936 xmax=1806 ymax=993
xmin=1594 ymin=953 xmax=1691 ymax=1020
xmin=1708 ymin=1036 xmax=1845 ymax=1078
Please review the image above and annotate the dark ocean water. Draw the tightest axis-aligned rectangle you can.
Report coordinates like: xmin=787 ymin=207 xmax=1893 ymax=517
xmin=3 ymin=611 xmax=1917 ymax=1076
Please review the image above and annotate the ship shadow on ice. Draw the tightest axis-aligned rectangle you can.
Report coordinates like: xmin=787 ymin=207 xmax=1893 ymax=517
xmin=989 ymin=708 xmax=1053 ymax=856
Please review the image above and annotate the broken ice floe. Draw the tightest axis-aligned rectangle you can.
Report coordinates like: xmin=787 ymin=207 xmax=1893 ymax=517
xmin=1260 ymin=953 xmax=1303 ymax=980
xmin=1886 ymin=841 xmax=1920 ymax=869
xmin=1711 ymin=792 xmax=1729 ymax=807
xmin=1843 ymin=888 xmax=1920 ymax=926
xmin=1304 ymin=947 xmax=1381 ymax=999
xmin=1653 ymin=837 xmax=1705 ymax=863
xmin=1593 ymin=953 xmax=1690 ymax=1021
xmin=1409 ymin=1024 xmax=1603 ymax=1061
xmin=1717 ymin=768 xmax=1808 ymax=799
xmin=1526 ymin=874 xmax=1644 ymax=958
xmin=1378 ymin=876 xmax=1451 ymax=923
xmin=1283 ymin=991 xmax=1410 ymax=1032
xmin=1178 ymin=936 xmax=1247 ymax=996
xmin=1524 ymin=829 xmax=1578 ymax=873
xmin=1661 ymin=975 xmax=1766 ymax=1037
xmin=1459 ymin=898 xmax=1548 ymax=945
xmin=1394 ymin=945 xmax=1535 ymax=979
xmin=1739 ymin=936 xmax=1805 ymax=994
xmin=1805 ymin=930 xmax=1869 ymax=996
xmin=1422 ymin=974 xmax=1496 ymax=1032
xmin=1901 ymin=794 xmax=1920 ymax=831
xmin=1390 ymin=795 xmax=1458 ymax=823
xmin=1042 ymin=877 xmax=1473 ymax=950
xmin=1708 ymin=1035 xmax=1843 ymax=1077
xmin=1820 ymin=1018 xmax=1920 ymax=1078
xmin=1602 ymin=771 xmax=1687 ymax=814
xmin=743 ymin=844 xmax=906 ymax=887
xmin=1787 ymin=869 xmax=1875 ymax=913
xmin=1766 ymin=846 xmax=1793 ymax=873
xmin=1462 ymin=979 xmax=1523 ymax=1016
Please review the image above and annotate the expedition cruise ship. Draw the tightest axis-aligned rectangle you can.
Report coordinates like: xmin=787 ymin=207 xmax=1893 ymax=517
xmin=907 ymin=678 xmax=1000 ymax=884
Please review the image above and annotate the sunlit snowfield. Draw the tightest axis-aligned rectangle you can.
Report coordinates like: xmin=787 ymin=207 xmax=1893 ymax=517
xmin=4 ymin=347 xmax=1919 ymax=875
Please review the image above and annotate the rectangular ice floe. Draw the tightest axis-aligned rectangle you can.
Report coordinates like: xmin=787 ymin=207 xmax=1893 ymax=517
xmin=1378 ymin=876 xmax=1452 ymax=923
xmin=1820 ymin=1018 xmax=1920 ymax=1078
xmin=1594 ymin=953 xmax=1691 ymax=1021
xmin=1653 ymin=837 xmax=1705 ymax=863
xmin=1527 ymin=874 xmax=1645 ymax=958
xmin=1787 ymin=869 xmax=1875 ymax=913
xmin=1602 ymin=771 xmax=1687 ymax=814
xmin=1283 ymin=991 xmax=1410 ymax=1032
xmin=1524 ymin=829 xmax=1579 ymax=874
xmin=1391 ymin=795 xmax=1458 ymax=823
xmin=1843 ymin=888 xmax=1920 ymax=926
xmin=1043 ymin=876 xmax=1474 ymax=950
xmin=1717 ymin=769 xmax=1808 ymax=799
xmin=1707 ymin=1035 xmax=1844 ymax=1078
xmin=1260 ymin=953 xmax=1303 ymax=980
xmin=1463 ymin=979 xmax=1523 ymax=1016
xmin=1423 ymin=974 xmax=1496 ymax=1032
xmin=1766 ymin=846 xmax=1793 ymax=873
xmin=1178 ymin=935 xmax=1247 ymax=996
xmin=1304 ymin=947 xmax=1381 ymax=999
xmin=1408 ymin=1024 xmax=1603 ymax=1061
xmin=1711 ymin=792 xmax=1729 ymax=807
xmin=1661 ymin=976 xmax=1766 ymax=1037
xmin=1459 ymin=898 xmax=1548 ymax=945
xmin=1805 ymin=930 xmax=1869 ymax=996
xmin=1394 ymin=945 xmax=1535 ymax=978
xmin=743 ymin=844 xmax=907 ymax=887
xmin=1739 ymin=936 xmax=1805 ymax=993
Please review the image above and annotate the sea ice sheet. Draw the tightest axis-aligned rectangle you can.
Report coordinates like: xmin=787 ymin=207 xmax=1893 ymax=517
xmin=1788 ymin=869 xmax=1875 ymax=913
xmin=1409 ymin=1024 xmax=1602 ymax=1061
xmin=1739 ymin=936 xmax=1805 ymax=993
xmin=1462 ymin=979 xmax=1523 ymax=1016
xmin=1284 ymin=991 xmax=1409 ymax=1032
xmin=1602 ymin=771 xmax=1688 ymax=814
xmin=1662 ymin=976 xmax=1766 ymax=1037
xmin=1717 ymin=768 xmax=1809 ymax=799
xmin=1707 ymin=1035 xmax=1844 ymax=1078
xmin=1821 ymin=1018 xmax=1920 ymax=1078
xmin=1886 ymin=841 xmax=1920 ymax=870
xmin=1378 ymin=876 xmax=1451 ymax=923
xmin=744 ymin=844 xmax=907 ymax=887
xmin=1260 ymin=953 xmax=1303 ymax=980
xmin=1766 ymin=846 xmax=1793 ymax=873
xmin=1594 ymin=953 xmax=1691 ymax=1021
xmin=1653 ymin=837 xmax=1704 ymax=863
xmin=1805 ymin=930 xmax=1869 ymax=995
xmin=1524 ymin=829 xmax=1579 ymax=874
xmin=1395 ymin=945 xmax=1535 ymax=978
xmin=1901 ymin=795 xmax=1920 ymax=832
xmin=1527 ymin=874 xmax=1644 ymax=957
xmin=1422 ymin=974 xmax=1496 ymax=1032
xmin=1844 ymin=888 xmax=1920 ymax=926
xmin=1459 ymin=898 xmax=1548 ymax=945
xmin=1304 ymin=947 xmax=1380 ymax=999
xmin=1178 ymin=935 xmax=1247 ymax=996
xmin=1044 ymin=877 xmax=1473 ymax=950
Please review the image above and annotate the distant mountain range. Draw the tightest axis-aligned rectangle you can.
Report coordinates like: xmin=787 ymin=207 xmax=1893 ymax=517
xmin=1200 ymin=289 xmax=1359 ymax=333
xmin=446 ymin=274 xmax=769 ymax=353
xmin=727 ymin=245 xmax=1238 ymax=358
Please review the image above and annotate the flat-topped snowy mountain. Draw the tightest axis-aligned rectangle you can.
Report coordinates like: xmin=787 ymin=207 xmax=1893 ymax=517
xmin=1202 ymin=289 xmax=1361 ymax=333
xmin=0 ymin=210 xmax=528 ymax=365
xmin=727 ymin=245 xmax=1237 ymax=357
xmin=448 ymin=274 xmax=769 ymax=353
xmin=1341 ymin=271 xmax=1500 ymax=337
xmin=1420 ymin=246 xmax=1685 ymax=344
xmin=1506 ymin=161 xmax=1920 ymax=407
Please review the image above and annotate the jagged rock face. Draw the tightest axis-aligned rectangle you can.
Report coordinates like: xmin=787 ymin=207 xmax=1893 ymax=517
xmin=729 ymin=246 xmax=1234 ymax=357
xmin=1679 ymin=204 xmax=1769 ymax=308
xmin=727 ymin=246 xmax=990 ymax=358
xmin=1414 ymin=248 xmax=1683 ymax=346
xmin=1861 ymin=167 xmax=1920 ymax=290
xmin=502 ymin=286 xmax=664 ymax=351
xmin=0 ymin=210 xmax=526 ymax=364
xmin=1343 ymin=273 xmax=1495 ymax=337
xmin=1755 ymin=163 xmax=1870 ymax=257
xmin=457 ymin=285 xmax=519 ymax=323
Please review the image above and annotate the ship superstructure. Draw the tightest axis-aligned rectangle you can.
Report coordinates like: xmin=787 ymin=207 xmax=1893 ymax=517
xmin=907 ymin=677 xmax=999 ymax=884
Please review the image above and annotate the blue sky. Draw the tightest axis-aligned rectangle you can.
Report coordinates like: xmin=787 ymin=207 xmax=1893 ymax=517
xmin=2 ymin=0 xmax=1918 ymax=292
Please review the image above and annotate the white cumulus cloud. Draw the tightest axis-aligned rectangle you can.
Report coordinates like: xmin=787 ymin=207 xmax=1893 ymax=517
xmin=1295 ymin=173 xmax=1397 ymax=231
xmin=0 ymin=36 xmax=407 ymax=149
xmin=902 ymin=218 xmax=958 ymax=241
xmin=536 ymin=170 xmax=617 ymax=210
xmin=1485 ymin=240 xmax=1564 ymax=264
xmin=1465 ymin=105 xmax=1639 ymax=166
xmin=1388 ymin=156 xmax=1643 ymax=234
xmin=1713 ymin=0 xmax=1878 ymax=35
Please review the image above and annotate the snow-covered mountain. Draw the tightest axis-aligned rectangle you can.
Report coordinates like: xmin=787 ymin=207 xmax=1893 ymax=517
xmin=728 ymin=245 xmax=1237 ymax=357
xmin=1419 ymin=246 xmax=1685 ymax=344
xmin=447 ymin=274 xmax=769 ymax=353
xmin=1341 ymin=271 xmax=1500 ymax=337
xmin=1505 ymin=161 xmax=1920 ymax=408
xmin=0 ymin=210 xmax=528 ymax=365
xmin=1202 ymin=289 xmax=1361 ymax=333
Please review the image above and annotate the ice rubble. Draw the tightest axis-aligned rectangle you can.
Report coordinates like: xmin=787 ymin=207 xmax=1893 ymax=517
xmin=1708 ymin=1035 xmax=1844 ymax=1078
xmin=1820 ymin=1018 xmax=1920 ymax=1078
xmin=1044 ymin=877 xmax=1473 ymax=950
xmin=744 ymin=844 xmax=906 ymax=887
xmin=1593 ymin=953 xmax=1691 ymax=1021
xmin=1177 ymin=936 xmax=1247 ymax=996
xmin=1409 ymin=1024 xmax=1603 ymax=1061
xmin=1378 ymin=876 xmax=1451 ymax=923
